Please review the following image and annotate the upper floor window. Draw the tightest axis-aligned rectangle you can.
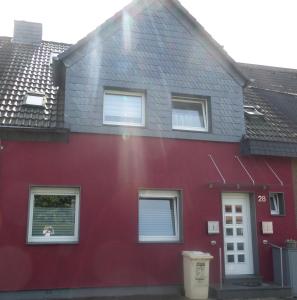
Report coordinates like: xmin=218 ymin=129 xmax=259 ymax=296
xmin=27 ymin=187 xmax=80 ymax=244
xmin=103 ymin=90 xmax=145 ymax=127
xmin=172 ymin=96 xmax=208 ymax=132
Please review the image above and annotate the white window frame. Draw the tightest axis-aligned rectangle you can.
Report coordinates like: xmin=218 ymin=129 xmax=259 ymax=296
xmin=172 ymin=96 xmax=208 ymax=132
xmin=138 ymin=190 xmax=180 ymax=242
xmin=269 ymin=192 xmax=285 ymax=216
xmin=103 ymin=90 xmax=145 ymax=127
xmin=27 ymin=187 xmax=80 ymax=244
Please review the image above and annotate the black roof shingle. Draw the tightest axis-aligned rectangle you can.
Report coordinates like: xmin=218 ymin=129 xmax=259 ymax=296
xmin=239 ymin=62 xmax=297 ymax=95
xmin=240 ymin=63 xmax=297 ymax=157
xmin=0 ymin=36 xmax=69 ymax=128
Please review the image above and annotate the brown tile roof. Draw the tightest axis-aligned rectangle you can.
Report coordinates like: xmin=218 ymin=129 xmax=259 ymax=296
xmin=0 ymin=36 xmax=69 ymax=128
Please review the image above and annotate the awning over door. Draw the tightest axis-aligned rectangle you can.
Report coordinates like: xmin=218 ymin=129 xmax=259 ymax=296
xmin=207 ymin=154 xmax=284 ymax=190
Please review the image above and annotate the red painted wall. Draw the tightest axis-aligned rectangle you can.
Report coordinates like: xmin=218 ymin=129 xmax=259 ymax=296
xmin=0 ymin=134 xmax=296 ymax=291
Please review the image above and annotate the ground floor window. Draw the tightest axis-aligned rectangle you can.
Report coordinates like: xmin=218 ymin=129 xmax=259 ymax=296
xmin=27 ymin=186 xmax=80 ymax=243
xmin=269 ymin=192 xmax=285 ymax=216
xmin=138 ymin=190 xmax=181 ymax=242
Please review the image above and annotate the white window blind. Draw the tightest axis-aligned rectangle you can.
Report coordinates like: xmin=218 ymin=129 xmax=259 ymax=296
xmin=103 ymin=91 xmax=144 ymax=126
xmin=28 ymin=187 xmax=80 ymax=243
xmin=138 ymin=190 xmax=180 ymax=242
xmin=32 ymin=195 xmax=76 ymax=236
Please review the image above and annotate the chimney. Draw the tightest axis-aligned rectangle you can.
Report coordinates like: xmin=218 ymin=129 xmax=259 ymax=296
xmin=13 ymin=20 xmax=42 ymax=45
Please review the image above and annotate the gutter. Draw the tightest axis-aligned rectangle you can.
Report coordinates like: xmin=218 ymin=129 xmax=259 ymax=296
xmin=241 ymin=136 xmax=297 ymax=158
xmin=0 ymin=126 xmax=70 ymax=143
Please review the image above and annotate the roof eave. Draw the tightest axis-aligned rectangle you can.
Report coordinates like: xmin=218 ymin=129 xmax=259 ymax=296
xmin=0 ymin=126 xmax=70 ymax=143
xmin=241 ymin=136 xmax=297 ymax=158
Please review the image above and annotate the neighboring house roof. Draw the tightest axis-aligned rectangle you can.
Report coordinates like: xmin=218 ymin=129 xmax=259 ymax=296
xmin=239 ymin=63 xmax=297 ymax=95
xmin=0 ymin=36 xmax=69 ymax=129
xmin=57 ymin=0 xmax=248 ymax=86
xmin=240 ymin=63 xmax=297 ymax=157
xmin=244 ymin=87 xmax=297 ymax=143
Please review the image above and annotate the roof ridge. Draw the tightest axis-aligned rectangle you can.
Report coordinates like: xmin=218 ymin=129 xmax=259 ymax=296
xmin=42 ymin=40 xmax=72 ymax=46
xmin=0 ymin=36 xmax=71 ymax=47
xmin=247 ymin=86 xmax=297 ymax=97
xmin=239 ymin=62 xmax=297 ymax=73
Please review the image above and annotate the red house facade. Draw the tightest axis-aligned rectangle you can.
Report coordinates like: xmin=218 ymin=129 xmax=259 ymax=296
xmin=1 ymin=1 xmax=297 ymax=299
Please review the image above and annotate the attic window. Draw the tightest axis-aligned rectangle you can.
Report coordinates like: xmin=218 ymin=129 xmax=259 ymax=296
xmin=244 ymin=105 xmax=263 ymax=116
xmin=24 ymin=93 xmax=45 ymax=106
xmin=50 ymin=51 xmax=59 ymax=64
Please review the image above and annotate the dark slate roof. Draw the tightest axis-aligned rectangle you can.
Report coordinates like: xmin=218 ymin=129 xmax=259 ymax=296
xmin=239 ymin=63 xmax=297 ymax=95
xmin=239 ymin=63 xmax=297 ymax=157
xmin=243 ymin=87 xmax=297 ymax=143
xmin=0 ymin=36 xmax=69 ymax=128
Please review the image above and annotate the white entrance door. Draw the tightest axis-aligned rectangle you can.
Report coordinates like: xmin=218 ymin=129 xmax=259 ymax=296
xmin=222 ymin=193 xmax=254 ymax=275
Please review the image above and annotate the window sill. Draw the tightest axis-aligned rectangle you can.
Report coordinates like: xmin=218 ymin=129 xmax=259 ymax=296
xmin=27 ymin=240 xmax=79 ymax=245
xmin=172 ymin=127 xmax=209 ymax=133
xmin=137 ymin=240 xmax=183 ymax=244
xmin=27 ymin=237 xmax=79 ymax=244
xmin=103 ymin=122 xmax=145 ymax=128
xmin=270 ymin=214 xmax=286 ymax=217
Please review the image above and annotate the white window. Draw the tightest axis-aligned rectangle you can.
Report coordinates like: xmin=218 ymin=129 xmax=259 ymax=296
xmin=24 ymin=93 xmax=44 ymax=106
xmin=138 ymin=190 xmax=180 ymax=242
xmin=172 ymin=96 xmax=208 ymax=132
xmin=269 ymin=193 xmax=285 ymax=216
xmin=28 ymin=187 xmax=80 ymax=243
xmin=103 ymin=90 xmax=145 ymax=126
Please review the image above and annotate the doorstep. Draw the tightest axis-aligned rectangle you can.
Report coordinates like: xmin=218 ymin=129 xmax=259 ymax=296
xmin=210 ymin=282 xmax=292 ymax=299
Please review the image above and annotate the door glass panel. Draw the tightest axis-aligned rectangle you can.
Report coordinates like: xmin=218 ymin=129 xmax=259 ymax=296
xmin=236 ymin=228 xmax=243 ymax=236
xmin=225 ymin=216 xmax=233 ymax=224
xmin=227 ymin=243 xmax=234 ymax=251
xmin=235 ymin=205 xmax=242 ymax=213
xmin=226 ymin=228 xmax=233 ymax=236
xmin=237 ymin=242 xmax=244 ymax=251
xmin=225 ymin=205 xmax=232 ymax=213
xmin=238 ymin=254 xmax=245 ymax=263
xmin=236 ymin=216 xmax=243 ymax=224
xmin=227 ymin=255 xmax=234 ymax=263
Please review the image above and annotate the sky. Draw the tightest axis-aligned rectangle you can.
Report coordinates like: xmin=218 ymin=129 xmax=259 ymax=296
xmin=1 ymin=0 xmax=297 ymax=69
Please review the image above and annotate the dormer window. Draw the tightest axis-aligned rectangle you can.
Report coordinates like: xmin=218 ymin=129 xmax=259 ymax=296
xmin=244 ymin=105 xmax=263 ymax=116
xmin=49 ymin=51 xmax=59 ymax=65
xmin=24 ymin=93 xmax=45 ymax=106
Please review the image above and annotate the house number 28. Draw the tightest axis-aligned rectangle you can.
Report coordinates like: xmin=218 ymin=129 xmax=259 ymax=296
xmin=258 ymin=195 xmax=267 ymax=203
